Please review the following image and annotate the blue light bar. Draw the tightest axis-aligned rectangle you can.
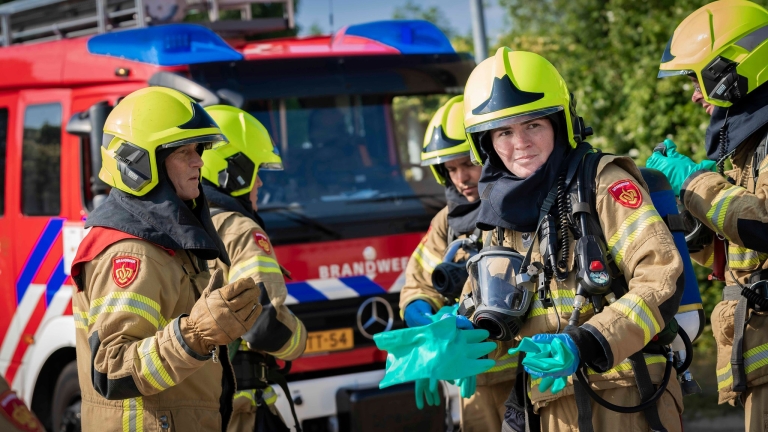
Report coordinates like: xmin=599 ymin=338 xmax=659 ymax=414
xmin=344 ymin=20 xmax=455 ymax=55
xmin=87 ymin=24 xmax=243 ymax=66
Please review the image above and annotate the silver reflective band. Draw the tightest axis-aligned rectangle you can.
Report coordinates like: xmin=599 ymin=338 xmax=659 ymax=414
xmin=465 ymin=107 xmax=563 ymax=134
xmin=421 ymin=151 xmax=470 ymax=167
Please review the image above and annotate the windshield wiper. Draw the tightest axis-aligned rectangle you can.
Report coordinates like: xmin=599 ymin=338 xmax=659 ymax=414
xmin=259 ymin=204 xmax=343 ymax=240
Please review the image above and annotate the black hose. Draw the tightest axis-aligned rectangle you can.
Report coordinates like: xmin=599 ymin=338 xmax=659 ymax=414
xmin=574 ymin=355 xmax=674 ymax=413
xmin=555 ymin=172 xmax=570 ymax=280
xmin=676 ymin=328 xmax=693 ymax=374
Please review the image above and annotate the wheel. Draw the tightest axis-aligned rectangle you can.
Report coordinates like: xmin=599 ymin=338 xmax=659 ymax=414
xmin=52 ymin=361 xmax=81 ymax=432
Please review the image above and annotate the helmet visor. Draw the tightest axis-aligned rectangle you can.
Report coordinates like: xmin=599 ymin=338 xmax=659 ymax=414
xmin=467 ymin=249 xmax=531 ymax=317
xmin=259 ymin=162 xmax=284 ymax=171
xmin=657 ymin=69 xmax=695 ymax=79
xmin=465 ymin=107 xmax=563 ymax=134
xmin=421 ymin=150 xmax=470 ymax=167
xmin=160 ymin=134 xmax=229 ymax=151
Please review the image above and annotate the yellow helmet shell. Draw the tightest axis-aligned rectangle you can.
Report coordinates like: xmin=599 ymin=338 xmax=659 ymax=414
xmin=421 ymin=95 xmax=470 ymax=185
xmin=659 ymin=0 xmax=768 ymax=107
xmin=463 ymin=48 xmax=586 ymax=164
xmin=100 ymin=86 xmax=226 ymax=196
xmin=201 ymin=105 xmax=283 ymax=197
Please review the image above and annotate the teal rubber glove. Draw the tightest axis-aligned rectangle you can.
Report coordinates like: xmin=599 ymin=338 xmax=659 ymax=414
xmin=455 ymin=375 xmax=476 ymax=398
xmin=374 ymin=316 xmax=496 ymax=388
xmin=414 ymin=378 xmax=440 ymax=410
xmin=646 ymin=139 xmax=717 ymax=196
xmin=404 ymin=300 xmax=434 ymax=327
xmin=428 ymin=304 xmax=475 ymax=330
xmin=508 ymin=334 xmax=580 ymax=394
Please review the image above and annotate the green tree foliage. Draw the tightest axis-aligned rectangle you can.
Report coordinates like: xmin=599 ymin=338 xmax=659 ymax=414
xmin=495 ymin=0 xmax=768 ymax=352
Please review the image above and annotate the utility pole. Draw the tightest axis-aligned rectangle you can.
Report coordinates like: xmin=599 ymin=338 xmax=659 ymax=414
xmin=470 ymin=0 xmax=488 ymax=63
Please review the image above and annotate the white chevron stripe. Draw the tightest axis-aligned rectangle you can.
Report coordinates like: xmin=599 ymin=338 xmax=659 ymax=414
xmin=13 ymin=285 xmax=73 ymax=389
xmin=305 ymin=279 xmax=359 ymax=300
xmin=388 ymin=271 xmax=406 ymax=293
xmin=0 ymin=284 xmax=46 ymax=375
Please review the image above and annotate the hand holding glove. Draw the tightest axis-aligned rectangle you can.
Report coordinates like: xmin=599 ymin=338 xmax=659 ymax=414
xmin=508 ymin=334 xmax=580 ymax=394
xmin=646 ymin=139 xmax=717 ymax=196
xmin=404 ymin=300 xmax=434 ymax=327
xmin=375 ymin=316 xmax=496 ymax=388
xmin=180 ymin=269 xmax=262 ymax=357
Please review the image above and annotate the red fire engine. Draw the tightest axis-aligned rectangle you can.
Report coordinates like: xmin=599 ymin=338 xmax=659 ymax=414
xmin=0 ymin=0 xmax=474 ymax=430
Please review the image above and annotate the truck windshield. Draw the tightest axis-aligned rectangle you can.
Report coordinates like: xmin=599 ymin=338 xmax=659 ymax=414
xmin=248 ymin=93 xmax=448 ymax=245
xmin=190 ymin=54 xmax=475 ymax=244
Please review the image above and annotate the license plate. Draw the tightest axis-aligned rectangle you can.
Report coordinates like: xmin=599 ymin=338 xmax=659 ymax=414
xmin=304 ymin=328 xmax=354 ymax=354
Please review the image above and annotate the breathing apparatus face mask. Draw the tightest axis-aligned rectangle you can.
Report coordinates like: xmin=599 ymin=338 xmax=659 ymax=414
xmin=466 ymin=246 xmax=536 ymax=341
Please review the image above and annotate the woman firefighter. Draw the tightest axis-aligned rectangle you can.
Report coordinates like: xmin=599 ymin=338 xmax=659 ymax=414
xmin=201 ymin=105 xmax=307 ymax=431
xmin=461 ymin=48 xmax=685 ymax=431
xmin=70 ymin=87 xmax=262 ymax=431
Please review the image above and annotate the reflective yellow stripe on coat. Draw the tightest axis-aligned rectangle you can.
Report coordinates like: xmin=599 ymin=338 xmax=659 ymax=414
xmin=89 ymin=292 xmax=168 ymax=329
xmin=611 ymin=293 xmax=661 ymax=345
xmin=137 ymin=337 xmax=176 ymax=391
xmin=706 ymin=186 xmax=743 ymax=234
xmin=122 ymin=397 xmax=144 ymax=432
xmin=607 ymin=205 xmax=662 ymax=266
xmin=229 ymin=255 xmax=281 ymax=283
xmin=411 ymin=242 xmax=441 ymax=274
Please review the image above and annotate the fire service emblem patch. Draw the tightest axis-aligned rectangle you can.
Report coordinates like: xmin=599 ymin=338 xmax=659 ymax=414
xmin=254 ymin=232 xmax=272 ymax=254
xmin=112 ymin=256 xmax=140 ymax=288
xmin=608 ymin=180 xmax=643 ymax=209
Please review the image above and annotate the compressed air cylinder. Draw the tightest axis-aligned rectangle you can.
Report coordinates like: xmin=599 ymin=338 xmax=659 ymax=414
xmin=640 ymin=168 xmax=705 ymax=350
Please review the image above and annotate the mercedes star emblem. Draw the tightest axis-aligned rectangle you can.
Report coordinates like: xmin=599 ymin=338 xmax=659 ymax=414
xmin=356 ymin=296 xmax=394 ymax=339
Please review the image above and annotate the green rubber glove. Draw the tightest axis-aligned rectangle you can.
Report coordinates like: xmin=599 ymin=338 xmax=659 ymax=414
xmin=374 ymin=316 xmax=496 ymax=388
xmin=455 ymin=375 xmax=476 ymax=398
xmin=414 ymin=378 xmax=440 ymax=410
xmin=508 ymin=336 xmax=579 ymax=395
xmin=646 ymin=139 xmax=717 ymax=196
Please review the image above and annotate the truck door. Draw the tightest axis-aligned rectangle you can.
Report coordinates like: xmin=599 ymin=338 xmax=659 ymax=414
xmin=0 ymin=90 xmax=70 ymax=388
xmin=0 ymin=93 xmax=17 ymax=379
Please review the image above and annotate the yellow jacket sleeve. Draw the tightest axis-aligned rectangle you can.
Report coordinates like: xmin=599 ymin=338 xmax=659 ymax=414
xmin=76 ymin=240 xmax=210 ymax=399
xmin=581 ymin=159 xmax=684 ymax=369
xmin=399 ymin=207 xmax=451 ymax=312
xmin=217 ymin=214 xmax=307 ymax=361
xmin=682 ymin=162 xmax=768 ymax=262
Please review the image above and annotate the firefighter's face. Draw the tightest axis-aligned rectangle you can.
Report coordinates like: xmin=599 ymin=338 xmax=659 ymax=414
xmin=690 ymin=76 xmax=714 ymax=116
xmin=249 ymin=174 xmax=263 ymax=211
xmin=165 ymin=143 xmax=203 ymax=201
xmin=444 ymin=156 xmax=481 ymax=202
xmin=490 ymin=117 xmax=555 ymax=178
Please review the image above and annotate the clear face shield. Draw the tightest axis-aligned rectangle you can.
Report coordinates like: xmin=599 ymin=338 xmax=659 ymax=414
xmin=466 ymin=246 xmax=536 ymax=341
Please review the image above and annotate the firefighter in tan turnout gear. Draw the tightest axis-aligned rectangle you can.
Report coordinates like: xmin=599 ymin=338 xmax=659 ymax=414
xmin=398 ymin=95 xmax=516 ymax=432
xmin=650 ymin=1 xmax=768 ymax=429
xmin=463 ymin=48 xmax=684 ymax=432
xmin=70 ymin=87 xmax=262 ymax=432
xmin=202 ymin=106 xmax=307 ymax=432
xmin=0 ymin=375 xmax=44 ymax=432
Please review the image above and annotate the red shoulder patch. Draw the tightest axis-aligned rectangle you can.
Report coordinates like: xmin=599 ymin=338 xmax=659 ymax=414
xmin=253 ymin=232 xmax=272 ymax=254
xmin=112 ymin=256 xmax=140 ymax=288
xmin=0 ymin=390 xmax=45 ymax=432
xmin=608 ymin=180 xmax=643 ymax=209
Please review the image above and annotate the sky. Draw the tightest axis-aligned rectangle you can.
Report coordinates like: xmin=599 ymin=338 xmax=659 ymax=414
xmin=295 ymin=0 xmax=507 ymax=45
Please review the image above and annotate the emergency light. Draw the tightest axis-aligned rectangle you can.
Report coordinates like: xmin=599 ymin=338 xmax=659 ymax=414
xmin=87 ymin=24 xmax=243 ymax=66
xmin=343 ymin=20 xmax=455 ymax=55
